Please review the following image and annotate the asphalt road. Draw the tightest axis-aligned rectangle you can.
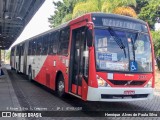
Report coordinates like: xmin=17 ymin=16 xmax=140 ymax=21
xmin=7 ymin=70 xmax=160 ymax=120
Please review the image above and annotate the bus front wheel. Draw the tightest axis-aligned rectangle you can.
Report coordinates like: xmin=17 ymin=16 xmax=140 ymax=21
xmin=57 ymin=75 xmax=65 ymax=97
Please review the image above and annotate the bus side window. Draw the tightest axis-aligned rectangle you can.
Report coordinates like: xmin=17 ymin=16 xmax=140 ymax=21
xmin=21 ymin=44 xmax=24 ymax=56
xmin=31 ymin=40 xmax=37 ymax=55
xmin=48 ymin=31 xmax=59 ymax=55
xmin=48 ymin=33 xmax=53 ymax=55
xmin=11 ymin=47 xmax=15 ymax=56
xmin=53 ymin=31 xmax=59 ymax=54
xmin=42 ymin=35 xmax=49 ymax=55
xmin=28 ymin=41 xmax=32 ymax=55
xmin=58 ymin=27 xmax=69 ymax=55
xmin=36 ymin=37 xmax=43 ymax=55
xmin=16 ymin=45 xmax=20 ymax=56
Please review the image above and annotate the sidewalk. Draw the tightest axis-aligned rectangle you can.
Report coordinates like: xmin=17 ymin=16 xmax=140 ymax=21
xmin=0 ymin=67 xmax=20 ymax=111
xmin=0 ymin=66 xmax=26 ymax=120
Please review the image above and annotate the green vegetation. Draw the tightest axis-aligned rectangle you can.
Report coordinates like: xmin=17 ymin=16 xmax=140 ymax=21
xmin=151 ymin=30 xmax=160 ymax=70
xmin=138 ymin=0 xmax=160 ymax=29
xmin=49 ymin=0 xmax=137 ymax=27
xmin=151 ymin=31 xmax=160 ymax=57
xmin=48 ymin=0 xmax=85 ymax=27
xmin=1 ymin=50 xmax=10 ymax=64
xmin=5 ymin=50 xmax=10 ymax=61
xmin=72 ymin=0 xmax=137 ymax=18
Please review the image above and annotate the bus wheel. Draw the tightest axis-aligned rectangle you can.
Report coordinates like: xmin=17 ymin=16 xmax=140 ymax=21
xmin=28 ymin=69 xmax=32 ymax=81
xmin=57 ymin=75 xmax=65 ymax=97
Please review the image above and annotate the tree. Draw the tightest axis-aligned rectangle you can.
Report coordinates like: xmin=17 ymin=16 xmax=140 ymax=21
xmin=5 ymin=50 xmax=11 ymax=61
xmin=49 ymin=0 xmax=160 ymax=29
xmin=61 ymin=14 xmax=72 ymax=23
xmin=0 ymin=50 xmax=10 ymax=64
xmin=113 ymin=6 xmax=137 ymax=18
xmin=48 ymin=0 xmax=85 ymax=27
xmin=49 ymin=0 xmax=137 ymax=27
xmin=48 ymin=1 xmax=64 ymax=27
xmin=134 ymin=0 xmax=149 ymax=14
xmin=72 ymin=0 xmax=100 ymax=19
xmin=72 ymin=0 xmax=137 ymax=19
xmin=138 ymin=0 xmax=160 ymax=29
xmin=151 ymin=30 xmax=160 ymax=57
xmin=152 ymin=30 xmax=160 ymax=70
xmin=102 ymin=0 xmax=136 ymax=13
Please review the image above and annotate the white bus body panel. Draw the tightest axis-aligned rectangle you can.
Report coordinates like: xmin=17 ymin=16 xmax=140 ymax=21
xmin=26 ymin=55 xmax=47 ymax=78
xmin=20 ymin=56 xmax=24 ymax=72
xmin=87 ymin=86 xmax=154 ymax=102
xmin=11 ymin=56 xmax=15 ymax=68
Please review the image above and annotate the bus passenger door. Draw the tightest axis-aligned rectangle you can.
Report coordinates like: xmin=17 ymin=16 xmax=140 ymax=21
xmin=69 ymin=27 xmax=89 ymax=97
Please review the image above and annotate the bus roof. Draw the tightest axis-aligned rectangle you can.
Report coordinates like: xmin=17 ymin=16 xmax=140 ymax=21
xmin=90 ymin=12 xmax=146 ymax=25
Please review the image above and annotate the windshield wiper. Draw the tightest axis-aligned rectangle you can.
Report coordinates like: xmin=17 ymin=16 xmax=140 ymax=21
xmin=130 ymin=32 xmax=139 ymax=61
xmin=130 ymin=38 xmax=135 ymax=61
xmin=108 ymin=27 xmax=127 ymax=58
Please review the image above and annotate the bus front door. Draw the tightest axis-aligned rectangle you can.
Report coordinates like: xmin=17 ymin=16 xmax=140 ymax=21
xmin=70 ymin=27 xmax=88 ymax=97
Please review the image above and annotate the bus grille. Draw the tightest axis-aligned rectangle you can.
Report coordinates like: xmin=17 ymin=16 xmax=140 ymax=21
xmin=108 ymin=80 xmax=146 ymax=86
xmin=101 ymin=94 xmax=148 ymax=99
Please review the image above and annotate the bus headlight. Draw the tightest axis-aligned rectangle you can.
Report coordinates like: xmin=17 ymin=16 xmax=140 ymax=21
xmin=144 ymin=78 xmax=153 ymax=88
xmin=96 ymin=75 xmax=110 ymax=87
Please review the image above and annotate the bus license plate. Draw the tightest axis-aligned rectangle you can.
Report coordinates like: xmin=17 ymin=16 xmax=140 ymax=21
xmin=124 ymin=90 xmax=135 ymax=95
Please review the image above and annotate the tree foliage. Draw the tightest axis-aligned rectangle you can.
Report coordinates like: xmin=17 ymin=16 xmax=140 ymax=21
xmin=113 ymin=6 xmax=137 ymax=18
xmin=102 ymin=0 xmax=136 ymax=12
xmin=138 ymin=0 xmax=160 ymax=29
xmin=49 ymin=0 xmax=160 ymax=29
xmin=48 ymin=0 xmax=83 ymax=27
xmin=61 ymin=13 xmax=72 ymax=23
xmin=49 ymin=0 xmax=138 ymax=27
xmin=72 ymin=0 xmax=137 ymax=18
xmin=72 ymin=0 xmax=100 ymax=19
xmin=0 ymin=50 xmax=10 ymax=64
xmin=134 ymin=0 xmax=149 ymax=14
xmin=151 ymin=30 xmax=160 ymax=57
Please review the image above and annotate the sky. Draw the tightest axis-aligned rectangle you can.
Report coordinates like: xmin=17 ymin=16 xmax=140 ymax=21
xmin=10 ymin=0 xmax=56 ymax=48
xmin=155 ymin=23 xmax=160 ymax=31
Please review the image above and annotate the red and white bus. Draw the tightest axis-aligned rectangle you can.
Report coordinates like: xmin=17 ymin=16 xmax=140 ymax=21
xmin=11 ymin=13 xmax=155 ymax=102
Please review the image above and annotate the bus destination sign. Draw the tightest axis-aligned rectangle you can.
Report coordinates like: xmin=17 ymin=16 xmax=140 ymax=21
xmin=92 ymin=16 xmax=148 ymax=32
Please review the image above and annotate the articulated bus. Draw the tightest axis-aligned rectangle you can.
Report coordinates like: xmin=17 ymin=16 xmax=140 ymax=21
xmin=11 ymin=13 xmax=155 ymax=102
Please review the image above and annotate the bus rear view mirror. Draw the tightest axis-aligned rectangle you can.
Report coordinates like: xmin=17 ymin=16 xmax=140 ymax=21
xmin=86 ymin=29 xmax=93 ymax=47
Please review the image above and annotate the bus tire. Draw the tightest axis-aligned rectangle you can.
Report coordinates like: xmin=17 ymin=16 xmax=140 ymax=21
xmin=28 ymin=68 xmax=32 ymax=81
xmin=57 ymin=75 xmax=65 ymax=97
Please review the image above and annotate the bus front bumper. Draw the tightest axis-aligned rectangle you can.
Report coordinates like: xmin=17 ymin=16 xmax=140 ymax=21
xmin=87 ymin=86 xmax=154 ymax=102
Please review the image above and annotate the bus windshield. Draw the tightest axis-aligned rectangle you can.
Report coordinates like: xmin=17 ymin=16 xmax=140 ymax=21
xmin=94 ymin=28 xmax=152 ymax=72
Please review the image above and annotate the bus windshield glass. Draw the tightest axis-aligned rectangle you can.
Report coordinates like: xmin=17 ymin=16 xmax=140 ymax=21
xmin=94 ymin=28 xmax=152 ymax=72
